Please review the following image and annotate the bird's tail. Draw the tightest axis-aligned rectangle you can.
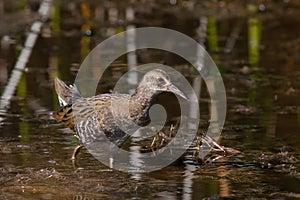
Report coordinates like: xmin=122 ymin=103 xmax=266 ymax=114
xmin=54 ymin=77 xmax=82 ymax=106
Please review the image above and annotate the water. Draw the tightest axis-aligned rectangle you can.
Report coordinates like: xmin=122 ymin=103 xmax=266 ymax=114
xmin=1 ymin=1 xmax=300 ymax=199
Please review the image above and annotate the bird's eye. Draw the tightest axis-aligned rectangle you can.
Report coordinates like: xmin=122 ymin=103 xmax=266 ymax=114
xmin=158 ymin=77 xmax=165 ymax=84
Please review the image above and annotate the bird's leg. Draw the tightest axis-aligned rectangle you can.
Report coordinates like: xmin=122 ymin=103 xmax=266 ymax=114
xmin=71 ymin=144 xmax=84 ymax=160
xmin=109 ymin=157 xmax=114 ymax=169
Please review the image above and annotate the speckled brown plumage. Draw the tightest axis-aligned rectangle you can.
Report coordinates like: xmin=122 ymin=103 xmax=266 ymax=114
xmin=54 ymin=69 xmax=188 ymax=159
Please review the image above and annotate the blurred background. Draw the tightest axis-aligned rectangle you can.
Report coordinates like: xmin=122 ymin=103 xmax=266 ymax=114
xmin=0 ymin=0 xmax=300 ymax=199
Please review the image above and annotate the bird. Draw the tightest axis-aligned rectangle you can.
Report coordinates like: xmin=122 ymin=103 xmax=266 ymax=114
xmin=54 ymin=69 xmax=188 ymax=162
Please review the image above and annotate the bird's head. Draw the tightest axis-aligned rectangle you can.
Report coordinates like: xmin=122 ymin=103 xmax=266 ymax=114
xmin=138 ymin=69 xmax=188 ymax=100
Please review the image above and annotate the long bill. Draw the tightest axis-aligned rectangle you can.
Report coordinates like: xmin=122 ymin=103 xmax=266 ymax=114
xmin=167 ymin=84 xmax=189 ymax=100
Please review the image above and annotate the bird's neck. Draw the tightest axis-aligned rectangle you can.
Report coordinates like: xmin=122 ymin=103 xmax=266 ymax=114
xmin=130 ymin=86 xmax=160 ymax=125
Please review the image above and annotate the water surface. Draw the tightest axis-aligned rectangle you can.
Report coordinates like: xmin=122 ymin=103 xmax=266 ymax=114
xmin=0 ymin=1 xmax=300 ymax=199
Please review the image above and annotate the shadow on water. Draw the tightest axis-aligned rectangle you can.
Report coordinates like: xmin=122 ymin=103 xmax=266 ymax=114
xmin=0 ymin=0 xmax=300 ymax=199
